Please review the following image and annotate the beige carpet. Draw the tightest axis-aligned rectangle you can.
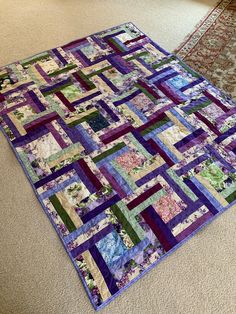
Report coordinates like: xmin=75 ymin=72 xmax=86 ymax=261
xmin=1 ymin=1 xmax=236 ymax=314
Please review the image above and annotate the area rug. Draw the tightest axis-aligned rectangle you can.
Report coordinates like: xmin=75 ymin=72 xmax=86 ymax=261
xmin=175 ymin=0 xmax=236 ymax=99
xmin=0 ymin=23 xmax=236 ymax=310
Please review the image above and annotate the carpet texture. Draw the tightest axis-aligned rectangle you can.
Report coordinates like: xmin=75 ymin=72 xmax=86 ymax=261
xmin=1 ymin=21 xmax=236 ymax=310
xmin=1 ymin=1 xmax=236 ymax=314
xmin=176 ymin=0 xmax=236 ymax=99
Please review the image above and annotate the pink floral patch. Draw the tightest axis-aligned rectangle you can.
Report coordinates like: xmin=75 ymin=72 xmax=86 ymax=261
xmin=116 ymin=150 xmax=146 ymax=173
xmin=153 ymin=194 xmax=182 ymax=223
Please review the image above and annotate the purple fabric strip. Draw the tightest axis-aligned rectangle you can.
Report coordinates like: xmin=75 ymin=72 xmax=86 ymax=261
xmin=204 ymin=90 xmax=229 ymax=112
xmin=2 ymin=114 xmax=21 ymax=138
xmin=40 ymin=78 xmax=72 ymax=94
xmin=175 ymin=128 xmax=205 ymax=149
xmin=91 ymin=35 xmax=107 ymax=49
xmin=98 ymin=73 xmax=119 ymax=93
xmin=179 ymin=77 xmax=204 ymax=92
xmin=147 ymin=66 xmax=173 ymax=80
xmin=57 ymin=118 xmax=81 ymax=144
xmin=154 ymin=72 xmax=178 ymax=85
xmin=214 ymin=125 xmax=236 ymax=144
xmin=82 ymin=194 xmax=121 ymax=223
xmin=24 ymin=111 xmax=59 ymax=131
xmin=100 ymin=122 xmax=132 ymax=143
xmin=107 ymin=55 xmax=132 ymax=74
xmin=176 ymin=211 xmax=213 ymax=242
xmin=98 ymin=100 xmax=120 ymax=122
xmin=99 ymin=166 xmax=127 ymax=198
xmin=72 ymin=91 xmax=102 ymax=106
xmin=28 ymin=90 xmax=46 ymax=112
xmin=175 ymin=154 xmax=209 ymax=176
xmin=167 ymin=199 xmax=202 ymax=229
xmin=136 ymin=57 xmax=156 ymax=74
xmin=113 ymin=89 xmax=141 ymax=106
xmin=34 ymin=64 xmax=51 ymax=84
xmin=72 ymin=162 xmax=97 ymax=194
xmin=156 ymin=82 xmax=186 ymax=105
xmin=178 ymin=132 xmax=209 ymax=153
xmin=12 ymin=125 xmax=49 ymax=147
xmin=181 ymin=96 xmax=209 ymax=112
xmin=45 ymin=123 xmax=68 ymax=149
xmin=206 ymin=144 xmax=236 ymax=173
xmin=136 ymin=163 xmax=169 ymax=187
xmin=161 ymin=171 xmax=194 ymax=205
xmin=52 ymin=48 xmax=68 ymax=66
xmin=216 ymin=107 xmax=236 ymax=126
xmin=70 ymin=224 xmax=114 ymax=258
xmin=2 ymin=81 xmax=34 ymax=97
xmin=71 ymin=51 xmax=89 ymax=67
xmin=183 ymin=178 xmax=219 ymax=215
xmin=141 ymin=205 xmax=178 ymax=251
xmin=34 ymin=164 xmax=74 ymax=188
xmin=89 ymin=245 xmax=119 ymax=295
xmin=132 ymin=129 xmax=156 ymax=155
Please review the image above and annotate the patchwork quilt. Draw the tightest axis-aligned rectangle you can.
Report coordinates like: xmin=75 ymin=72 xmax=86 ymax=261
xmin=0 ymin=23 xmax=236 ymax=310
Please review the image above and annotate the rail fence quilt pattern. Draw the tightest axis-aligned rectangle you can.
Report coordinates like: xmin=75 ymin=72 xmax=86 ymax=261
xmin=0 ymin=23 xmax=236 ymax=310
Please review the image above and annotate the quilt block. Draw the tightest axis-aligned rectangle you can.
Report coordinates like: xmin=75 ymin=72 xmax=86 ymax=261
xmin=0 ymin=23 xmax=235 ymax=310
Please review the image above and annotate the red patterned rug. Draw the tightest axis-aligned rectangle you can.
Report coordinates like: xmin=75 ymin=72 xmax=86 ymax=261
xmin=175 ymin=0 xmax=236 ymax=99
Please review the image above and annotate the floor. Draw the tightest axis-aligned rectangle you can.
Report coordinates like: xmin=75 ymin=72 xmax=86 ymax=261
xmin=1 ymin=1 xmax=236 ymax=314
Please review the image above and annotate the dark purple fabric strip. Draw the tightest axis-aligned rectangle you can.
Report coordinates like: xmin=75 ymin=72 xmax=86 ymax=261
xmin=141 ymin=205 xmax=178 ymax=252
xmin=127 ymin=182 xmax=162 ymax=210
xmin=176 ymin=211 xmax=213 ymax=242
xmin=70 ymin=224 xmax=114 ymax=258
xmin=167 ymin=199 xmax=202 ymax=230
xmin=82 ymin=194 xmax=121 ymax=223
xmin=174 ymin=128 xmax=205 ymax=149
xmin=113 ymin=89 xmax=141 ymax=106
xmin=34 ymin=164 xmax=74 ymax=188
xmin=98 ymin=100 xmax=120 ymax=122
xmin=183 ymin=178 xmax=219 ymax=215
xmin=12 ymin=125 xmax=49 ymax=147
xmin=175 ymin=154 xmax=209 ymax=176
xmin=214 ymin=125 xmax=236 ymax=144
xmin=89 ymin=245 xmax=119 ymax=295
xmin=28 ymin=90 xmax=46 ymax=112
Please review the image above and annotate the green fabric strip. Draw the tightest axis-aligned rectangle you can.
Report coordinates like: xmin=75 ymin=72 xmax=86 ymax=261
xmin=152 ymin=56 xmax=175 ymax=69
xmin=131 ymin=188 xmax=166 ymax=216
xmin=48 ymin=64 xmax=77 ymax=77
xmin=46 ymin=142 xmax=82 ymax=164
xmin=108 ymin=38 xmax=126 ymax=52
xmin=42 ymin=81 xmax=72 ymax=96
xmin=21 ymin=52 xmax=50 ymax=67
xmin=86 ymin=65 xmax=113 ymax=78
xmin=186 ymin=100 xmax=212 ymax=115
xmin=135 ymin=83 xmax=156 ymax=102
xmin=92 ymin=142 xmax=126 ymax=163
xmin=140 ymin=116 xmax=171 ymax=136
xmin=77 ymin=70 xmax=96 ymax=89
xmin=23 ymin=109 xmax=54 ymax=124
xmin=225 ymin=190 xmax=236 ymax=204
xmin=49 ymin=194 xmax=76 ymax=232
xmin=111 ymin=204 xmax=141 ymax=245
xmin=67 ymin=110 xmax=99 ymax=128
xmin=117 ymin=201 xmax=146 ymax=239
xmin=126 ymin=51 xmax=149 ymax=61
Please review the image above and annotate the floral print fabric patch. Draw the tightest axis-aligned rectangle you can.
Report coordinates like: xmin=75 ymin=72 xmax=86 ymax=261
xmin=0 ymin=23 xmax=236 ymax=310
